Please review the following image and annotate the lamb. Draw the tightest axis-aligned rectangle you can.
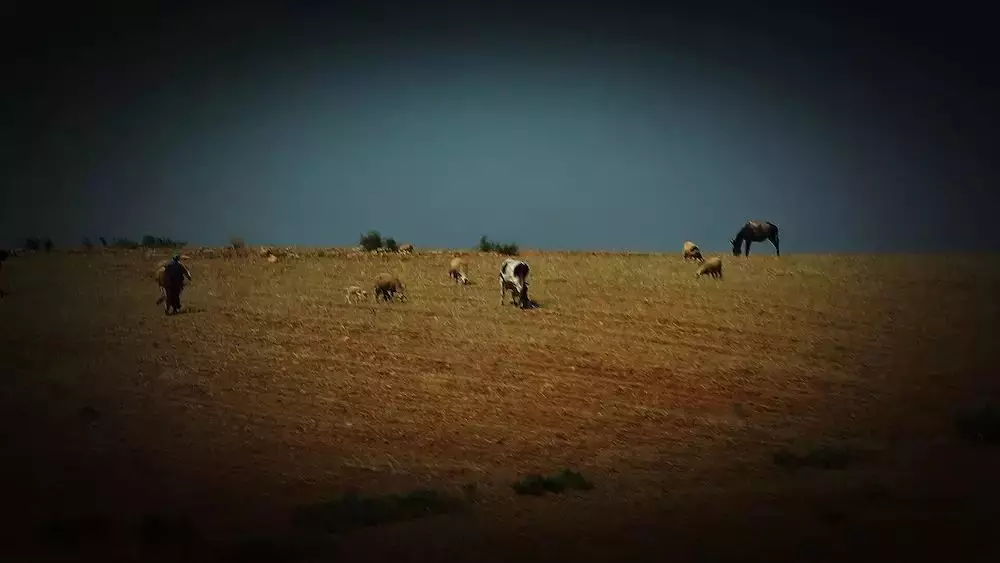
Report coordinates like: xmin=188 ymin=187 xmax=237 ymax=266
xmin=683 ymin=241 xmax=704 ymax=262
xmin=153 ymin=263 xmax=173 ymax=305
xmin=695 ymin=256 xmax=723 ymax=279
xmin=345 ymin=285 xmax=368 ymax=304
xmin=373 ymin=273 xmax=407 ymax=302
xmin=448 ymin=257 xmax=470 ymax=284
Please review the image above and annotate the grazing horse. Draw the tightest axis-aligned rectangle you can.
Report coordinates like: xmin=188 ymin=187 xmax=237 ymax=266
xmin=731 ymin=220 xmax=780 ymax=257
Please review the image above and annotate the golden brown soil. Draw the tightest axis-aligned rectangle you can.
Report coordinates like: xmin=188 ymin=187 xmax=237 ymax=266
xmin=2 ymin=249 xmax=999 ymax=562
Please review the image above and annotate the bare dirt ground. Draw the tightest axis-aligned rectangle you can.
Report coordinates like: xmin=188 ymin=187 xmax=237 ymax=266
xmin=2 ymin=249 xmax=999 ymax=562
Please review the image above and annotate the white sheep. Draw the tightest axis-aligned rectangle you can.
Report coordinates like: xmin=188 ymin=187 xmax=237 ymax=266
xmin=695 ymin=256 xmax=723 ymax=279
xmin=448 ymin=257 xmax=470 ymax=284
xmin=683 ymin=240 xmax=704 ymax=262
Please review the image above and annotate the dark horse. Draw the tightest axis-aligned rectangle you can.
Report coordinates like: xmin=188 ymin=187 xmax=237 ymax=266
xmin=731 ymin=220 xmax=780 ymax=257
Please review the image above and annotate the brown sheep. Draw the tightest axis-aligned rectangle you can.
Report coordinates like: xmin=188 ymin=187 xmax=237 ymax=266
xmin=448 ymin=256 xmax=469 ymax=284
xmin=683 ymin=240 xmax=704 ymax=262
xmin=374 ymin=273 xmax=407 ymax=302
xmin=695 ymin=256 xmax=723 ymax=279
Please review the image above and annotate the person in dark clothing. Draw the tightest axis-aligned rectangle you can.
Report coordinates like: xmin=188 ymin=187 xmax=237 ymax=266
xmin=161 ymin=254 xmax=192 ymax=314
xmin=0 ymin=249 xmax=8 ymax=297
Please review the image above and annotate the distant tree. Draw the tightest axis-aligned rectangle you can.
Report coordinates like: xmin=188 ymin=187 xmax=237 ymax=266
xmin=140 ymin=235 xmax=186 ymax=248
xmin=496 ymin=242 xmax=519 ymax=256
xmin=82 ymin=237 xmax=93 ymax=249
xmin=43 ymin=237 xmax=54 ymax=253
xmin=384 ymin=237 xmax=399 ymax=252
xmin=359 ymin=230 xmax=383 ymax=252
xmin=23 ymin=238 xmax=40 ymax=251
xmin=112 ymin=237 xmax=140 ymax=249
xmin=478 ymin=235 xmax=519 ymax=256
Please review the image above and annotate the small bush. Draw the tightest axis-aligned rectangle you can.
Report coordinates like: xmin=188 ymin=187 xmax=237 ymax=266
xmin=496 ymin=242 xmax=519 ymax=255
xmin=39 ymin=514 xmax=111 ymax=549
xmin=512 ymin=469 xmax=594 ymax=496
xmin=99 ymin=237 xmax=108 ymax=247
xmin=43 ymin=237 xmax=54 ymax=252
xmin=24 ymin=237 xmax=40 ymax=251
xmin=137 ymin=513 xmax=200 ymax=555
xmin=478 ymin=235 xmax=519 ymax=256
xmin=359 ymin=230 xmax=383 ymax=252
xmin=81 ymin=237 xmax=93 ymax=249
xmin=230 ymin=236 xmax=246 ymax=250
xmin=955 ymin=404 xmax=1000 ymax=445
xmin=142 ymin=235 xmax=186 ymax=248
xmin=220 ymin=534 xmax=339 ymax=563
xmin=112 ymin=238 xmax=140 ymax=249
xmin=384 ymin=237 xmax=399 ymax=252
xmin=292 ymin=488 xmax=467 ymax=534
xmin=772 ymin=444 xmax=857 ymax=470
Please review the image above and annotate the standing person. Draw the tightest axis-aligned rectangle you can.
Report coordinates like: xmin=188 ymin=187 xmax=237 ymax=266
xmin=0 ymin=249 xmax=8 ymax=298
xmin=161 ymin=254 xmax=192 ymax=314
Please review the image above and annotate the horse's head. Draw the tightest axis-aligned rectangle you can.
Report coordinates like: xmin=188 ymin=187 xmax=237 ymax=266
xmin=730 ymin=238 xmax=741 ymax=256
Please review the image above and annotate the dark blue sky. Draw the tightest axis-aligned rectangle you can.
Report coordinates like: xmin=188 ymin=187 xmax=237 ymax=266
xmin=3 ymin=2 xmax=998 ymax=252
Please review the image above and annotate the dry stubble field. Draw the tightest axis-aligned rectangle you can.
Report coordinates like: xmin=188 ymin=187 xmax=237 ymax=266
xmin=2 ymin=249 xmax=999 ymax=562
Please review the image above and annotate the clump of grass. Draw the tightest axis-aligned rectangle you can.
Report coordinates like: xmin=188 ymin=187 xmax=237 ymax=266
xmin=291 ymin=488 xmax=467 ymax=534
xmin=461 ymin=482 xmax=479 ymax=503
xmin=218 ymin=533 xmax=339 ymax=563
xmin=38 ymin=514 xmax=111 ymax=549
xmin=955 ymin=404 xmax=1000 ymax=445
xmin=772 ymin=444 xmax=858 ymax=470
xmin=137 ymin=512 xmax=200 ymax=555
xmin=512 ymin=469 xmax=595 ymax=496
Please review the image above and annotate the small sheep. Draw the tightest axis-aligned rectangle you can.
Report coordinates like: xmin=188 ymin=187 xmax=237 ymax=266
xmin=695 ymin=256 xmax=723 ymax=279
xmin=374 ymin=273 xmax=407 ymax=302
xmin=153 ymin=263 xmax=168 ymax=303
xmin=683 ymin=240 xmax=704 ymax=262
xmin=448 ymin=257 xmax=469 ymax=284
xmin=345 ymin=285 xmax=368 ymax=303
xmin=399 ymin=243 xmax=414 ymax=254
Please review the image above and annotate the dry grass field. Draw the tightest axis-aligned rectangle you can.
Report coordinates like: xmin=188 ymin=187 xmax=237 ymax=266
xmin=2 ymin=248 xmax=999 ymax=562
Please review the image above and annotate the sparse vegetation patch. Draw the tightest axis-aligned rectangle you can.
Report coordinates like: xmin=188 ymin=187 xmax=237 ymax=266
xmin=512 ymin=469 xmax=595 ymax=495
xmin=772 ymin=444 xmax=860 ymax=470
xmin=219 ymin=533 xmax=340 ymax=563
xmin=955 ymin=404 xmax=1000 ymax=445
xmin=38 ymin=514 xmax=111 ymax=549
xmin=479 ymin=235 xmax=519 ymax=256
xmin=292 ymin=488 xmax=467 ymax=534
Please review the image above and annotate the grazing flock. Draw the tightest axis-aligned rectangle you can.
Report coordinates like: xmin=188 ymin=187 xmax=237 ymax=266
xmin=337 ymin=219 xmax=778 ymax=310
xmin=0 ymin=220 xmax=779 ymax=311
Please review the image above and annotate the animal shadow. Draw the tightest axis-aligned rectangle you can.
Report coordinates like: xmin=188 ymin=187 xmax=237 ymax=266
xmin=167 ymin=306 xmax=204 ymax=316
